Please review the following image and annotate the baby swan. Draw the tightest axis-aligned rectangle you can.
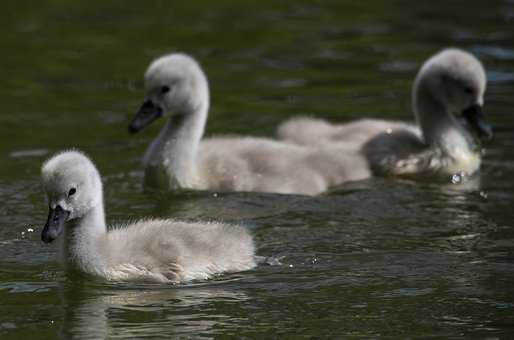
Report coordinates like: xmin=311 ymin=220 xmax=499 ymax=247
xmin=278 ymin=48 xmax=493 ymax=178
xmin=128 ymin=53 xmax=370 ymax=195
xmin=40 ymin=151 xmax=256 ymax=283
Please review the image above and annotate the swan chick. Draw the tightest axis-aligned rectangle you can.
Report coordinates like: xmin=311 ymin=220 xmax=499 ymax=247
xmin=40 ymin=150 xmax=256 ymax=283
xmin=128 ymin=53 xmax=371 ymax=195
xmin=278 ymin=48 xmax=492 ymax=178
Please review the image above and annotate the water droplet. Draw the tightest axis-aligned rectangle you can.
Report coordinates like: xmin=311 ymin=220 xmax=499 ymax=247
xmin=451 ymin=172 xmax=466 ymax=184
xmin=212 ymin=193 xmax=218 ymax=198
xmin=451 ymin=174 xmax=461 ymax=184
xmin=27 ymin=228 xmax=34 ymax=232
xmin=479 ymin=191 xmax=488 ymax=199
xmin=288 ymin=264 xmax=294 ymax=268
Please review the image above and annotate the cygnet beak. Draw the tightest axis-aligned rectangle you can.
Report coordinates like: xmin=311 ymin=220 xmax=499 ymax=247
xmin=462 ymin=104 xmax=493 ymax=142
xmin=41 ymin=205 xmax=70 ymax=243
xmin=129 ymin=99 xmax=163 ymax=134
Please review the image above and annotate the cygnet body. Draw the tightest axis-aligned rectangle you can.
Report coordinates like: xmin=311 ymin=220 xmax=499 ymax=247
xmin=129 ymin=53 xmax=370 ymax=195
xmin=40 ymin=151 xmax=256 ymax=283
xmin=278 ymin=48 xmax=492 ymax=178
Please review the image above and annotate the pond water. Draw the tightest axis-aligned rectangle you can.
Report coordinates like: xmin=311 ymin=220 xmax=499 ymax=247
xmin=1 ymin=0 xmax=514 ymax=338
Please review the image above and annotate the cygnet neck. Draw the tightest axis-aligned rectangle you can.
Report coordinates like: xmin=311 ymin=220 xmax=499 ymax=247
xmin=414 ymin=81 xmax=476 ymax=157
xmin=62 ymin=201 xmax=106 ymax=275
xmin=146 ymin=102 xmax=208 ymax=189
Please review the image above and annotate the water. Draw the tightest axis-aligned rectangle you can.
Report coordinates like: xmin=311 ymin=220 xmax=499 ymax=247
xmin=1 ymin=0 xmax=514 ymax=337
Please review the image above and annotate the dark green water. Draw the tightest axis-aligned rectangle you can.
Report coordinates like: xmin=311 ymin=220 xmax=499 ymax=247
xmin=1 ymin=0 xmax=514 ymax=338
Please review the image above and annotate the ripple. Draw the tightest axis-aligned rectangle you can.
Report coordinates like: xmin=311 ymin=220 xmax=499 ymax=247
xmin=0 ymin=282 xmax=56 ymax=293
xmin=9 ymin=149 xmax=49 ymax=159
xmin=474 ymin=46 xmax=514 ymax=60
xmin=382 ymin=288 xmax=435 ymax=298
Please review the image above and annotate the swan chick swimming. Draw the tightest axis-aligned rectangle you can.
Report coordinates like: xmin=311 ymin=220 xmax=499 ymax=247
xmin=40 ymin=150 xmax=256 ymax=283
xmin=128 ymin=53 xmax=370 ymax=195
xmin=278 ymin=48 xmax=492 ymax=178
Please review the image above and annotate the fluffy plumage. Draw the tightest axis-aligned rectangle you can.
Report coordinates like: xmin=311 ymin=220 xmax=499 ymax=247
xmin=278 ymin=48 xmax=490 ymax=178
xmin=129 ymin=53 xmax=370 ymax=195
xmin=40 ymin=150 xmax=256 ymax=283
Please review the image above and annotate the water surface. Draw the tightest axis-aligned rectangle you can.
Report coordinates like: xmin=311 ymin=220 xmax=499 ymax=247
xmin=1 ymin=0 xmax=514 ymax=338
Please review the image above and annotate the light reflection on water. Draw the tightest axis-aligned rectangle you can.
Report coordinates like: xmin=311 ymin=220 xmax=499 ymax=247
xmin=60 ymin=281 xmax=251 ymax=339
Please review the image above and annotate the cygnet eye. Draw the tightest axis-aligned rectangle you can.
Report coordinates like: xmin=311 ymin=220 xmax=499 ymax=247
xmin=68 ymin=188 xmax=76 ymax=197
xmin=161 ymin=86 xmax=170 ymax=94
xmin=464 ymin=87 xmax=474 ymax=94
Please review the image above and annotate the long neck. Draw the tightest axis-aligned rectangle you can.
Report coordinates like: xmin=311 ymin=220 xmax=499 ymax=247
xmin=144 ymin=102 xmax=208 ymax=189
xmin=61 ymin=202 xmax=107 ymax=276
xmin=413 ymin=82 xmax=476 ymax=156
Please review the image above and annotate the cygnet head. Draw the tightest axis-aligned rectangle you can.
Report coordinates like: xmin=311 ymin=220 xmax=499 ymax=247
xmin=41 ymin=151 xmax=103 ymax=243
xmin=129 ymin=53 xmax=209 ymax=133
xmin=413 ymin=48 xmax=492 ymax=143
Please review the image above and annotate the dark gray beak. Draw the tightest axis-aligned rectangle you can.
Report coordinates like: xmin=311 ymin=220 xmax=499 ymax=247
xmin=129 ymin=100 xmax=163 ymax=134
xmin=462 ymin=104 xmax=493 ymax=142
xmin=41 ymin=205 xmax=70 ymax=243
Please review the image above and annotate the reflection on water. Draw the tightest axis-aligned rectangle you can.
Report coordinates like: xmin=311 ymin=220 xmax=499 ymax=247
xmin=60 ymin=280 xmax=249 ymax=339
xmin=1 ymin=0 xmax=514 ymax=337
